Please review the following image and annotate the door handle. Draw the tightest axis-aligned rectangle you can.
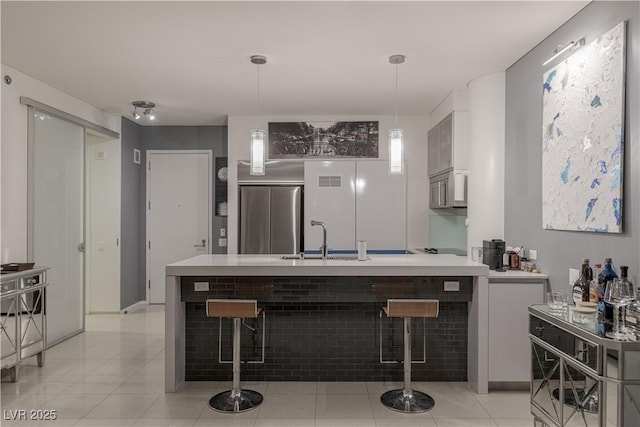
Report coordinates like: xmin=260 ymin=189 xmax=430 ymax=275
xmin=78 ymin=242 xmax=85 ymax=252
xmin=194 ymin=239 xmax=207 ymax=248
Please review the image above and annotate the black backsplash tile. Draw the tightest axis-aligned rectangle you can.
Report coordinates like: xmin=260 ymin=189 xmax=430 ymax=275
xmin=183 ymin=276 xmax=471 ymax=382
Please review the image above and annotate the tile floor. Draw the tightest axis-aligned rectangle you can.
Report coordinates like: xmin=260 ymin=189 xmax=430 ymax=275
xmin=1 ymin=305 xmax=534 ymax=426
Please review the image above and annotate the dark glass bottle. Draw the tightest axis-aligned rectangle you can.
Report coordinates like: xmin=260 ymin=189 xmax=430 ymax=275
xmin=597 ymin=258 xmax=618 ymax=333
xmin=620 ymin=266 xmax=634 ymax=302
xmin=573 ymin=259 xmax=592 ymax=303
xmin=581 ymin=259 xmax=593 ymax=302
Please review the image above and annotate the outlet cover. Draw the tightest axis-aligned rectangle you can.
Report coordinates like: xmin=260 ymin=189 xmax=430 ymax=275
xmin=569 ymin=269 xmax=579 ymax=288
xmin=194 ymin=282 xmax=209 ymax=292
xmin=444 ymin=281 xmax=460 ymax=292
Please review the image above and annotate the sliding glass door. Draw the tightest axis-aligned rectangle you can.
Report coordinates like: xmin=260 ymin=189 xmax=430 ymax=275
xmin=32 ymin=110 xmax=84 ymax=344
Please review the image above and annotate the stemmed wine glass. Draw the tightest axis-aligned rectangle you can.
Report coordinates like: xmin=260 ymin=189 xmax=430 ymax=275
xmin=604 ymin=278 xmax=635 ymax=340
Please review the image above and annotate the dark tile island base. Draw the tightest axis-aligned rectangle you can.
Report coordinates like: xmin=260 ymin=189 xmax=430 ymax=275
xmin=182 ymin=276 xmax=472 ymax=382
xmin=165 ymin=253 xmax=490 ymax=393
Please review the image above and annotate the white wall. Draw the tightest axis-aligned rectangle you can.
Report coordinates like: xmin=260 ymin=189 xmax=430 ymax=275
xmin=429 ymin=89 xmax=468 ymax=130
xmin=227 ymin=114 xmax=428 ymax=254
xmin=1 ymin=64 xmax=120 ymax=262
xmin=85 ymin=134 xmax=121 ymax=313
xmin=467 ymin=72 xmax=506 ymax=253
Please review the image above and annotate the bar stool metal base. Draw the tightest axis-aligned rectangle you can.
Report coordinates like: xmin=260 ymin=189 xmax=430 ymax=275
xmin=380 ymin=389 xmax=435 ymax=413
xmin=209 ymin=389 xmax=263 ymax=413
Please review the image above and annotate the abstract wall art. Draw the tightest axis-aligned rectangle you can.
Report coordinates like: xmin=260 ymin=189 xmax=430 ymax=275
xmin=542 ymin=22 xmax=626 ymax=233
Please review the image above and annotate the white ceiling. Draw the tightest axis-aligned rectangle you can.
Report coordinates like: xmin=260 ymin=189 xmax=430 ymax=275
xmin=1 ymin=1 xmax=588 ymax=126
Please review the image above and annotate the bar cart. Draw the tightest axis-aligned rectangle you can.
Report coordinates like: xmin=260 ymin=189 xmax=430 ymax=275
xmin=529 ymin=304 xmax=640 ymax=426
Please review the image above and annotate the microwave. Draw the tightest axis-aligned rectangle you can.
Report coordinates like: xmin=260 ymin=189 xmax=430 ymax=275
xmin=429 ymin=169 xmax=467 ymax=209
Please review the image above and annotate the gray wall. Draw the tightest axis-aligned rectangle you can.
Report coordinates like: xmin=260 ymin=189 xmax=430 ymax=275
xmin=120 ymin=121 xmax=228 ymax=309
xmin=505 ymin=1 xmax=640 ymax=290
xmin=120 ymin=117 xmax=144 ymax=309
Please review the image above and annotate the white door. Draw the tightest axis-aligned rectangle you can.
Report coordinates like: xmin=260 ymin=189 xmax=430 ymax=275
xmin=32 ymin=112 xmax=85 ymax=344
xmin=147 ymin=151 xmax=211 ymax=304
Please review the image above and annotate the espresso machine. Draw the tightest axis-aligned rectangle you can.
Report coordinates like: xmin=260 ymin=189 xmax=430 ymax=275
xmin=482 ymin=239 xmax=505 ymax=271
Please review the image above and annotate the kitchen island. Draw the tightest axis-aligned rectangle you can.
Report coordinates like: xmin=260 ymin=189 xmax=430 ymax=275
xmin=165 ymin=254 xmax=490 ymax=393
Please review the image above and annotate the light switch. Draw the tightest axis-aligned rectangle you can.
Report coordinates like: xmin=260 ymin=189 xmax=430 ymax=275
xmin=569 ymin=268 xmax=579 ymax=288
xmin=219 ymin=238 xmax=227 ymax=247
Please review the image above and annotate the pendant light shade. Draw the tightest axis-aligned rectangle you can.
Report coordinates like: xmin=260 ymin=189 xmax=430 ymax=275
xmin=388 ymin=54 xmax=405 ymax=175
xmin=250 ymin=55 xmax=267 ymax=176
xmin=250 ymin=129 xmax=266 ymax=176
xmin=388 ymin=128 xmax=404 ymax=175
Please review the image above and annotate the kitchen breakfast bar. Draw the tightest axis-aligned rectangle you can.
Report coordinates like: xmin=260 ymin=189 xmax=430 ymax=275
xmin=164 ymin=254 xmax=490 ymax=394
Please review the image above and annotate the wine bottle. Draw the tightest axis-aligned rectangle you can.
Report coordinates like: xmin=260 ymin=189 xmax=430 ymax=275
xmin=598 ymin=258 xmax=618 ymax=332
xmin=590 ymin=263 xmax=601 ymax=303
xmin=573 ymin=259 xmax=589 ymax=304
xmin=581 ymin=259 xmax=593 ymax=302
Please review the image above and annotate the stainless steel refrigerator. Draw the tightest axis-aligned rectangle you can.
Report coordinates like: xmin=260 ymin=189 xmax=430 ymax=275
xmin=239 ymin=186 xmax=302 ymax=254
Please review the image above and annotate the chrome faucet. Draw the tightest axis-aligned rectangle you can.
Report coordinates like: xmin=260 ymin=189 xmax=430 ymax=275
xmin=310 ymin=220 xmax=328 ymax=260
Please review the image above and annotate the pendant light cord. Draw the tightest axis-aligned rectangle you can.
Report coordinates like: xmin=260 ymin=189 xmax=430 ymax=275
xmin=395 ymin=62 xmax=398 ymax=126
xmin=257 ymin=63 xmax=260 ymax=108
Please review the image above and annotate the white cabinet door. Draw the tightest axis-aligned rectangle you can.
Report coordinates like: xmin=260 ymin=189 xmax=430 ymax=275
xmin=356 ymin=161 xmax=406 ymax=250
xmin=304 ymin=161 xmax=356 ymax=251
xmin=428 ymin=112 xmax=468 ymax=177
xmin=427 ymin=127 xmax=438 ymax=174
xmin=437 ymin=114 xmax=453 ymax=172
xmin=488 ymin=281 xmax=545 ymax=382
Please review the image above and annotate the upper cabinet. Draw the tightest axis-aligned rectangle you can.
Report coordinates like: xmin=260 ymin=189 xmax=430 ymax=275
xmin=427 ymin=111 xmax=468 ymax=177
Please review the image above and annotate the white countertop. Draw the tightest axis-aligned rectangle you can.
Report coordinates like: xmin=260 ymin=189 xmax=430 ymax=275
xmin=166 ymin=253 xmax=489 ymax=277
xmin=488 ymin=269 xmax=549 ymax=280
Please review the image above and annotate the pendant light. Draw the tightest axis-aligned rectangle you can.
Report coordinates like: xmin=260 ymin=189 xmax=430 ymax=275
xmin=388 ymin=55 xmax=405 ymax=175
xmin=250 ymin=55 xmax=267 ymax=176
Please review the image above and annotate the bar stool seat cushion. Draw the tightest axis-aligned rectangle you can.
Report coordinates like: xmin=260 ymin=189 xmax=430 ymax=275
xmin=206 ymin=299 xmax=260 ymax=319
xmin=384 ymin=299 xmax=439 ymax=318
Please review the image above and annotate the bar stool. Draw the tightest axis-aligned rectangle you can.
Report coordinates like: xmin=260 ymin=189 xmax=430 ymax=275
xmin=380 ymin=299 xmax=439 ymax=413
xmin=206 ymin=299 xmax=264 ymax=413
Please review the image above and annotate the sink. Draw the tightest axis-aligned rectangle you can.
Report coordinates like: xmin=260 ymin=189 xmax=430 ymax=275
xmin=280 ymin=254 xmax=305 ymax=260
xmin=280 ymin=254 xmax=368 ymax=261
xmin=326 ymin=255 xmax=363 ymax=261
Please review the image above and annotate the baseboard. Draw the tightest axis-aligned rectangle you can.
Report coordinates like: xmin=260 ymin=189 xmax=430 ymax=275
xmin=120 ymin=300 xmax=147 ymax=314
xmin=489 ymin=381 xmax=530 ymax=391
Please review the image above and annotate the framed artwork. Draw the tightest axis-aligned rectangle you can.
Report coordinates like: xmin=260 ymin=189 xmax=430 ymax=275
xmin=268 ymin=121 xmax=379 ymax=159
xmin=542 ymin=22 xmax=626 ymax=233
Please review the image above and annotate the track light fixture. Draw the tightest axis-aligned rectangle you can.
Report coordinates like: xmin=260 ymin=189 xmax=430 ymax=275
xmin=542 ymin=37 xmax=585 ymax=66
xmin=131 ymin=101 xmax=156 ymax=121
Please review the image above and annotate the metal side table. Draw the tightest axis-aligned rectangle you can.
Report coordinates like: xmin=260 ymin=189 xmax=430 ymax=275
xmin=529 ymin=304 xmax=640 ymax=427
xmin=1 ymin=267 xmax=49 ymax=382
